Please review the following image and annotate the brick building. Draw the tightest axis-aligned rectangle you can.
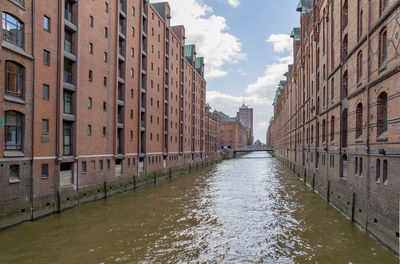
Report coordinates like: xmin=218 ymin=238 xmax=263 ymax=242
xmin=0 ymin=0 xmax=208 ymax=229
xmin=215 ymin=111 xmax=249 ymax=149
xmin=269 ymin=0 xmax=400 ymax=254
xmin=205 ymin=104 xmax=218 ymax=159
xmin=237 ymin=104 xmax=253 ymax=144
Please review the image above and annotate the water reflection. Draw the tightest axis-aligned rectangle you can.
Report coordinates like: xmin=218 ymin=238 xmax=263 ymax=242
xmin=0 ymin=152 xmax=396 ymax=263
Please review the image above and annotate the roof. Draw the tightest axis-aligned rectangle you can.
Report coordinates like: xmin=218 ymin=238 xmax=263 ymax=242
xmin=296 ymin=0 xmax=313 ymax=14
xmin=290 ymin=27 xmax=301 ymax=41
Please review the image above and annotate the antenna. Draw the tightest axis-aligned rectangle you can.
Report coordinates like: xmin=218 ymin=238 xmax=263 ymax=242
xmin=242 ymin=93 xmax=245 ymax=105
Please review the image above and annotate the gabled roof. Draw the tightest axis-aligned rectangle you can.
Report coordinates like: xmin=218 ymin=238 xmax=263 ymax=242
xmin=290 ymin=27 xmax=301 ymax=41
xmin=296 ymin=0 xmax=313 ymax=14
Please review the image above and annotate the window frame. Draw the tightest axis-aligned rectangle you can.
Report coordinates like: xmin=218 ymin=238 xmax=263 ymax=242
xmin=4 ymin=111 xmax=24 ymax=151
xmin=2 ymin=12 xmax=24 ymax=48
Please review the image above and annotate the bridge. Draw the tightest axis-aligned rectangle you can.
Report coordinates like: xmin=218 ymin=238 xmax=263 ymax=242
xmin=232 ymin=145 xmax=274 ymax=154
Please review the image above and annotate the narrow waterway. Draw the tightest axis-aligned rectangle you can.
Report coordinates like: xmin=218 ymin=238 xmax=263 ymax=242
xmin=0 ymin=152 xmax=397 ymax=263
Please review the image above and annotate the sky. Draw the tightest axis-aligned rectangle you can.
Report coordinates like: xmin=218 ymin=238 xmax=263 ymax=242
xmin=153 ymin=0 xmax=300 ymax=142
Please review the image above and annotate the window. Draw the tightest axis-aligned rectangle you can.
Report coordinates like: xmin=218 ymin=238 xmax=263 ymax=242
xmin=341 ymin=109 xmax=348 ymax=147
xmin=104 ymin=77 xmax=107 ymax=87
xmin=88 ymin=125 xmax=92 ymax=136
xmin=322 ymin=119 xmax=326 ymax=142
xmin=358 ymin=9 xmax=363 ymax=40
xmin=43 ymin=50 xmax=50 ymax=66
xmin=43 ymin=84 xmax=50 ymax=100
xmin=131 ymin=27 xmax=135 ymax=37
xmin=103 ymin=102 xmax=107 ymax=112
xmin=89 ymin=16 xmax=94 ymax=27
xmin=356 ymin=103 xmax=363 ymax=139
xmin=89 ymin=70 xmax=93 ymax=81
xmin=5 ymin=111 xmax=23 ymax=150
xmin=132 ymin=7 xmax=135 ymax=16
xmin=383 ymin=160 xmax=388 ymax=183
xmin=104 ymin=52 xmax=108 ymax=62
xmin=104 ymin=27 xmax=108 ymax=37
xmin=342 ymin=0 xmax=348 ymax=30
xmin=41 ymin=164 xmax=49 ymax=178
xmin=88 ymin=97 xmax=92 ymax=109
xmin=130 ymin=130 xmax=133 ymax=140
xmin=105 ymin=2 xmax=109 ymax=13
xmin=10 ymin=165 xmax=20 ymax=180
xmin=376 ymin=159 xmax=381 ymax=181
xmin=89 ymin=43 xmax=93 ymax=54
xmin=342 ymin=71 xmax=348 ymax=99
xmin=131 ymin=68 xmax=134 ymax=78
xmin=42 ymin=119 xmax=49 ymax=134
xmin=359 ymin=158 xmax=363 ymax=176
xmin=103 ymin=127 xmax=107 ymax=136
xmin=355 ymin=157 xmax=358 ymax=175
xmin=131 ymin=47 xmax=134 ymax=57
xmin=377 ymin=92 xmax=387 ymax=136
xmin=379 ymin=0 xmax=389 ymax=16
xmin=130 ymin=110 xmax=133 ymax=119
xmin=64 ymin=30 xmax=73 ymax=53
xmin=43 ymin=16 xmax=51 ymax=32
xmin=379 ymin=28 xmax=388 ymax=67
xmin=131 ymin=89 xmax=134 ymax=98
xmin=107 ymin=159 xmax=110 ymax=169
xmin=65 ymin=1 xmax=74 ymax=22
xmin=2 ymin=13 xmax=24 ymax=48
xmin=63 ymin=122 xmax=72 ymax=155
xmin=357 ymin=51 xmax=363 ymax=82
xmin=99 ymin=160 xmax=103 ymax=170
xmin=82 ymin=161 xmax=87 ymax=173
xmin=5 ymin=61 xmax=24 ymax=97
xmin=63 ymin=92 xmax=72 ymax=114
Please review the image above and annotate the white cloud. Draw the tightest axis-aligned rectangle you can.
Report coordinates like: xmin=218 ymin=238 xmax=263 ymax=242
xmin=227 ymin=0 xmax=240 ymax=8
xmin=152 ymin=0 xmax=245 ymax=79
xmin=207 ymin=34 xmax=293 ymax=143
xmin=266 ymin=34 xmax=293 ymax=53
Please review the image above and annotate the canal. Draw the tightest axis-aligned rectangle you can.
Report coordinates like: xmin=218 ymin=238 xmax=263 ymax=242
xmin=0 ymin=152 xmax=397 ymax=263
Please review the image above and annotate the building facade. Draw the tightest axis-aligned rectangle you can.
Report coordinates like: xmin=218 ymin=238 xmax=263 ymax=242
xmin=269 ymin=0 xmax=400 ymax=254
xmin=237 ymin=104 xmax=253 ymax=144
xmin=0 ymin=0 xmax=208 ymax=229
xmin=205 ymin=105 xmax=218 ymax=159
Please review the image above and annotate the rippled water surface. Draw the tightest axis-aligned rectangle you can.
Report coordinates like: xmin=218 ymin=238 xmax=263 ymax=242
xmin=0 ymin=152 xmax=397 ymax=263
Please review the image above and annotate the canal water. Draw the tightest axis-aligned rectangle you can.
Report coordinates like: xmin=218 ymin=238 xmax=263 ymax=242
xmin=0 ymin=152 xmax=397 ymax=263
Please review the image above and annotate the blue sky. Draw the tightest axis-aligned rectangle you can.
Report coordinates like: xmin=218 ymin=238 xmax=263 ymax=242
xmin=154 ymin=0 xmax=301 ymax=142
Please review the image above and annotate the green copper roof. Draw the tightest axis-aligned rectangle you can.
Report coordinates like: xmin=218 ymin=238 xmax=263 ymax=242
xmin=184 ymin=45 xmax=193 ymax=58
xmin=195 ymin=57 xmax=203 ymax=69
xmin=290 ymin=28 xmax=301 ymax=41
xmin=296 ymin=0 xmax=312 ymax=14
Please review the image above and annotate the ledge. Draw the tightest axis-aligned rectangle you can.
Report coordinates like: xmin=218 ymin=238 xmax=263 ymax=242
xmin=9 ymin=178 xmax=21 ymax=184
xmin=4 ymin=150 xmax=25 ymax=157
xmin=4 ymin=94 xmax=26 ymax=105
xmin=2 ymin=41 xmax=33 ymax=59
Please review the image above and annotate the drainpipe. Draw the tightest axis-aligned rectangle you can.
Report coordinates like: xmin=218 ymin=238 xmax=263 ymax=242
xmin=365 ymin=0 xmax=372 ymax=232
xmin=55 ymin=0 xmax=61 ymax=207
xmin=325 ymin=1 xmax=330 ymax=192
xmin=30 ymin=0 xmax=35 ymax=221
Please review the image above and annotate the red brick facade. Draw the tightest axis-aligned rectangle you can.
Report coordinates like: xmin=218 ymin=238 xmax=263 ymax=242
xmin=0 ymin=0 xmax=212 ymax=229
xmin=269 ymin=0 xmax=400 ymax=254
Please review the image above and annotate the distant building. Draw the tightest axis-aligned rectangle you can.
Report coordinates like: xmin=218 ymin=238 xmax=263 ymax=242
xmin=237 ymin=104 xmax=253 ymax=144
xmin=215 ymin=111 xmax=248 ymax=149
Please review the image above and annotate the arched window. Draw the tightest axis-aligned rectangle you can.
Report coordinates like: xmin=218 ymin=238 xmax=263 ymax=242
xmin=342 ymin=35 xmax=348 ymax=59
xmin=377 ymin=92 xmax=388 ymax=136
xmin=331 ymin=78 xmax=335 ymax=103
xmin=357 ymin=51 xmax=363 ymax=82
xmin=5 ymin=111 xmax=24 ymax=150
xmin=356 ymin=103 xmax=363 ymax=139
xmin=358 ymin=9 xmax=363 ymax=40
xmin=379 ymin=27 xmax=388 ymax=67
xmin=330 ymin=116 xmax=335 ymax=142
xmin=379 ymin=0 xmax=389 ymax=16
xmin=5 ymin=61 xmax=25 ymax=97
xmin=341 ymin=109 xmax=348 ymax=147
xmin=342 ymin=0 xmax=348 ymax=30
xmin=322 ymin=119 xmax=326 ymax=142
xmin=342 ymin=71 xmax=348 ymax=99
xmin=2 ymin=12 xmax=24 ymax=48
